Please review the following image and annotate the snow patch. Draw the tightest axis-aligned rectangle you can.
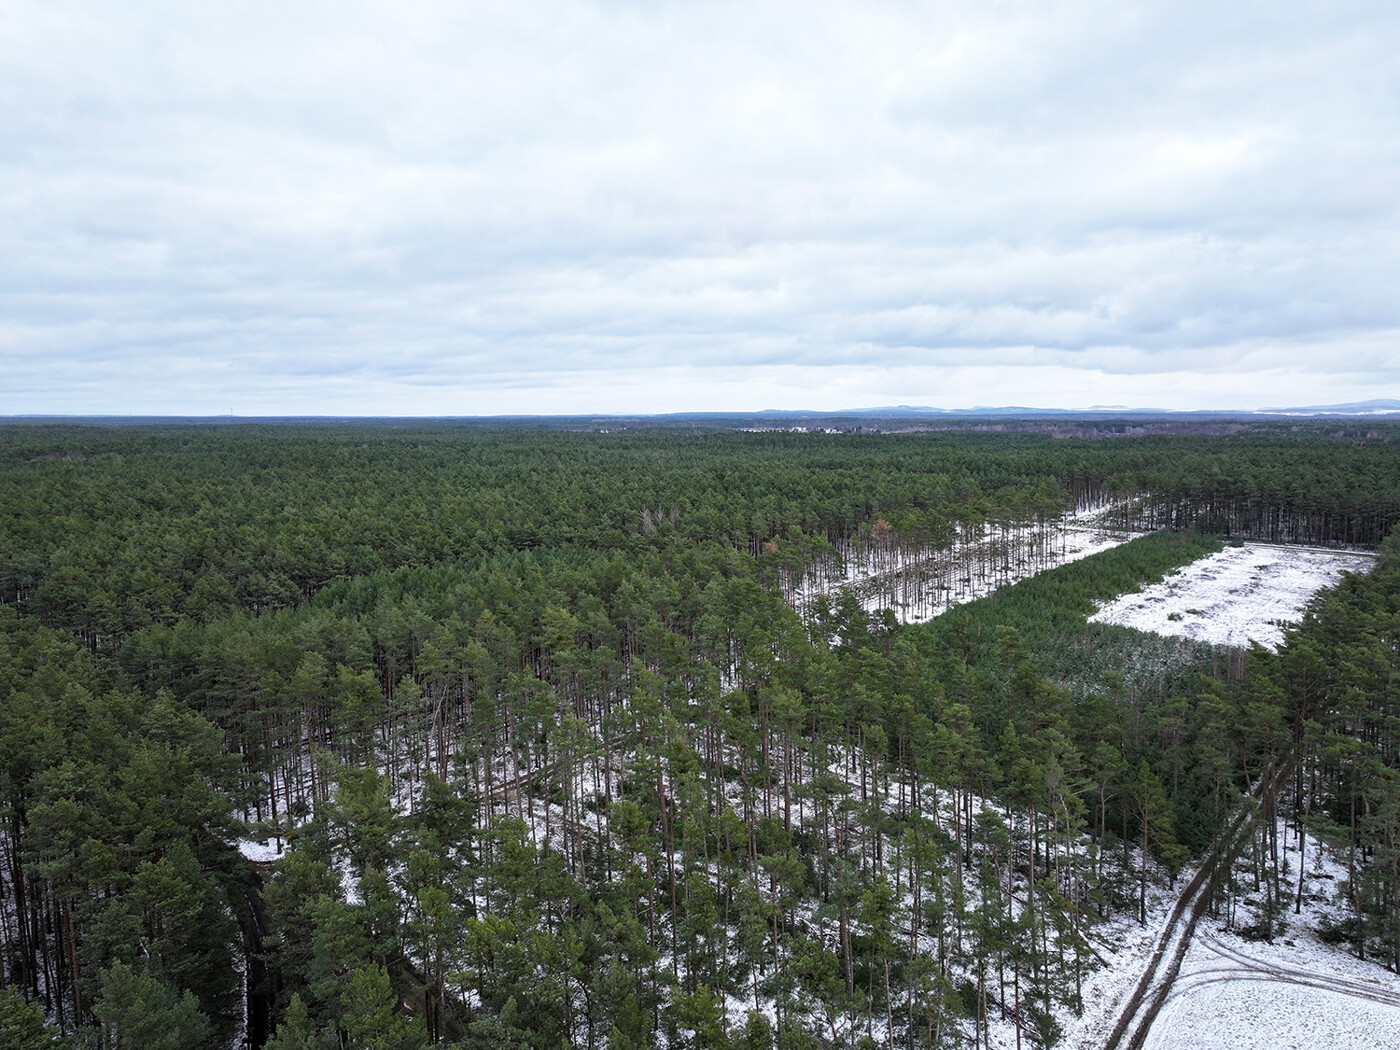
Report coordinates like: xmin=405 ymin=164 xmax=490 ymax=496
xmin=236 ymin=838 xmax=284 ymax=863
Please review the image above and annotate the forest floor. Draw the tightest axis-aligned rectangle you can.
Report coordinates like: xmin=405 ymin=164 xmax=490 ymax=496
xmin=1087 ymin=543 xmax=1376 ymax=650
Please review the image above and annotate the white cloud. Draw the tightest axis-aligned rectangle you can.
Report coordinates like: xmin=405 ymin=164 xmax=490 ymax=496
xmin=2 ymin=1 xmax=1399 ymax=413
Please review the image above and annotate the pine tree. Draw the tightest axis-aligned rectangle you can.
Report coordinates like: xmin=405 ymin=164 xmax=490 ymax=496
xmin=1132 ymin=762 xmax=1182 ymax=924
xmin=0 ymin=988 xmax=58 ymax=1050
xmin=93 ymin=961 xmax=213 ymax=1050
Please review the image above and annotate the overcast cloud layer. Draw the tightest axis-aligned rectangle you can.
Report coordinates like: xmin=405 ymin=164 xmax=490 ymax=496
xmin=3 ymin=1 xmax=1399 ymax=414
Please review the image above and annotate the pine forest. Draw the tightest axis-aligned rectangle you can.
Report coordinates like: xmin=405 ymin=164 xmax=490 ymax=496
xmin=3 ymin=421 xmax=1400 ymax=1050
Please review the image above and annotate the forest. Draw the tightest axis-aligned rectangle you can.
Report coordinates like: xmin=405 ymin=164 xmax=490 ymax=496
xmin=1 ymin=421 xmax=1399 ymax=1049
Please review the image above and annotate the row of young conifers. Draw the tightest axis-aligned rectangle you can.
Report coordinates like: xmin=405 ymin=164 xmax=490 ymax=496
xmin=0 ymin=424 xmax=1398 ymax=1050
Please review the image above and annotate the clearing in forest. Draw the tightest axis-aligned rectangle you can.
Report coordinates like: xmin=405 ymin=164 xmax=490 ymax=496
xmin=1087 ymin=543 xmax=1376 ymax=649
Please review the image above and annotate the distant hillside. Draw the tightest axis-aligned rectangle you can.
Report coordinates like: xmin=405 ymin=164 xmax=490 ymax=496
xmin=1257 ymin=398 xmax=1400 ymax=415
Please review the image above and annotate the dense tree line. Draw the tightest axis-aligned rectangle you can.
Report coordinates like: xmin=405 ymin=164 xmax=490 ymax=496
xmin=0 ymin=423 xmax=1398 ymax=1048
xmin=4 ymin=424 xmax=1398 ymax=642
xmin=1220 ymin=530 xmax=1400 ymax=967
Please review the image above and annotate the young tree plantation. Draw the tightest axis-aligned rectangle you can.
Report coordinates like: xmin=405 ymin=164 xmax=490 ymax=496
xmin=2 ymin=422 xmax=1400 ymax=1049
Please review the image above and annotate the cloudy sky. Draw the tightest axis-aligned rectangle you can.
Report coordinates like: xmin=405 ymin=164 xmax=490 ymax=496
xmin=4 ymin=1 xmax=1398 ymax=415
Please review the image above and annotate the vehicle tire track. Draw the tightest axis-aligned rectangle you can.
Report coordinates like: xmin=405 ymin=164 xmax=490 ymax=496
xmin=1163 ymin=968 xmax=1400 ymax=1012
xmin=1168 ymin=931 xmax=1400 ymax=1009
xmin=1102 ymin=767 xmax=1287 ymax=1050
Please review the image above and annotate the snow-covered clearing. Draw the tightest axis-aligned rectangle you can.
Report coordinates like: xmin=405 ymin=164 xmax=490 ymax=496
xmin=1145 ymin=947 xmax=1400 ymax=1050
xmin=1088 ymin=544 xmax=1375 ymax=650
xmin=1141 ymin=822 xmax=1400 ymax=1050
xmin=1149 ymin=981 xmax=1397 ymax=1050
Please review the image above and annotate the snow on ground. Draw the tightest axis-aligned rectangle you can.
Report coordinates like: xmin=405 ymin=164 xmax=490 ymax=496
xmin=1146 ymin=977 xmax=1399 ymax=1050
xmin=1063 ymin=816 xmax=1400 ymax=1050
xmin=1088 ymin=544 xmax=1375 ymax=650
xmin=884 ymin=524 xmax=1141 ymax=620
xmin=892 ymin=523 xmax=1145 ymax=625
xmin=790 ymin=501 xmax=1155 ymax=626
xmin=236 ymin=837 xmax=284 ymax=862
xmin=1143 ymin=823 xmax=1400 ymax=1050
xmin=843 ymin=522 xmax=1143 ymax=625
xmin=1059 ymin=525 xmax=1149 ymax=569
xmin=1059 ymin=873 xmax=1200 ymax=1050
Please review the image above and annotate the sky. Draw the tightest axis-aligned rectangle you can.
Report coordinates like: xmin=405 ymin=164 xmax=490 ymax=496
xmin=3 ymin=0 xmax=1399 ymax=416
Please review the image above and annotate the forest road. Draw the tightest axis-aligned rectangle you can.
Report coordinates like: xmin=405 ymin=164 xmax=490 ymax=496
xmin=1100 ymin=767 xmax=1288 ymax=1050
